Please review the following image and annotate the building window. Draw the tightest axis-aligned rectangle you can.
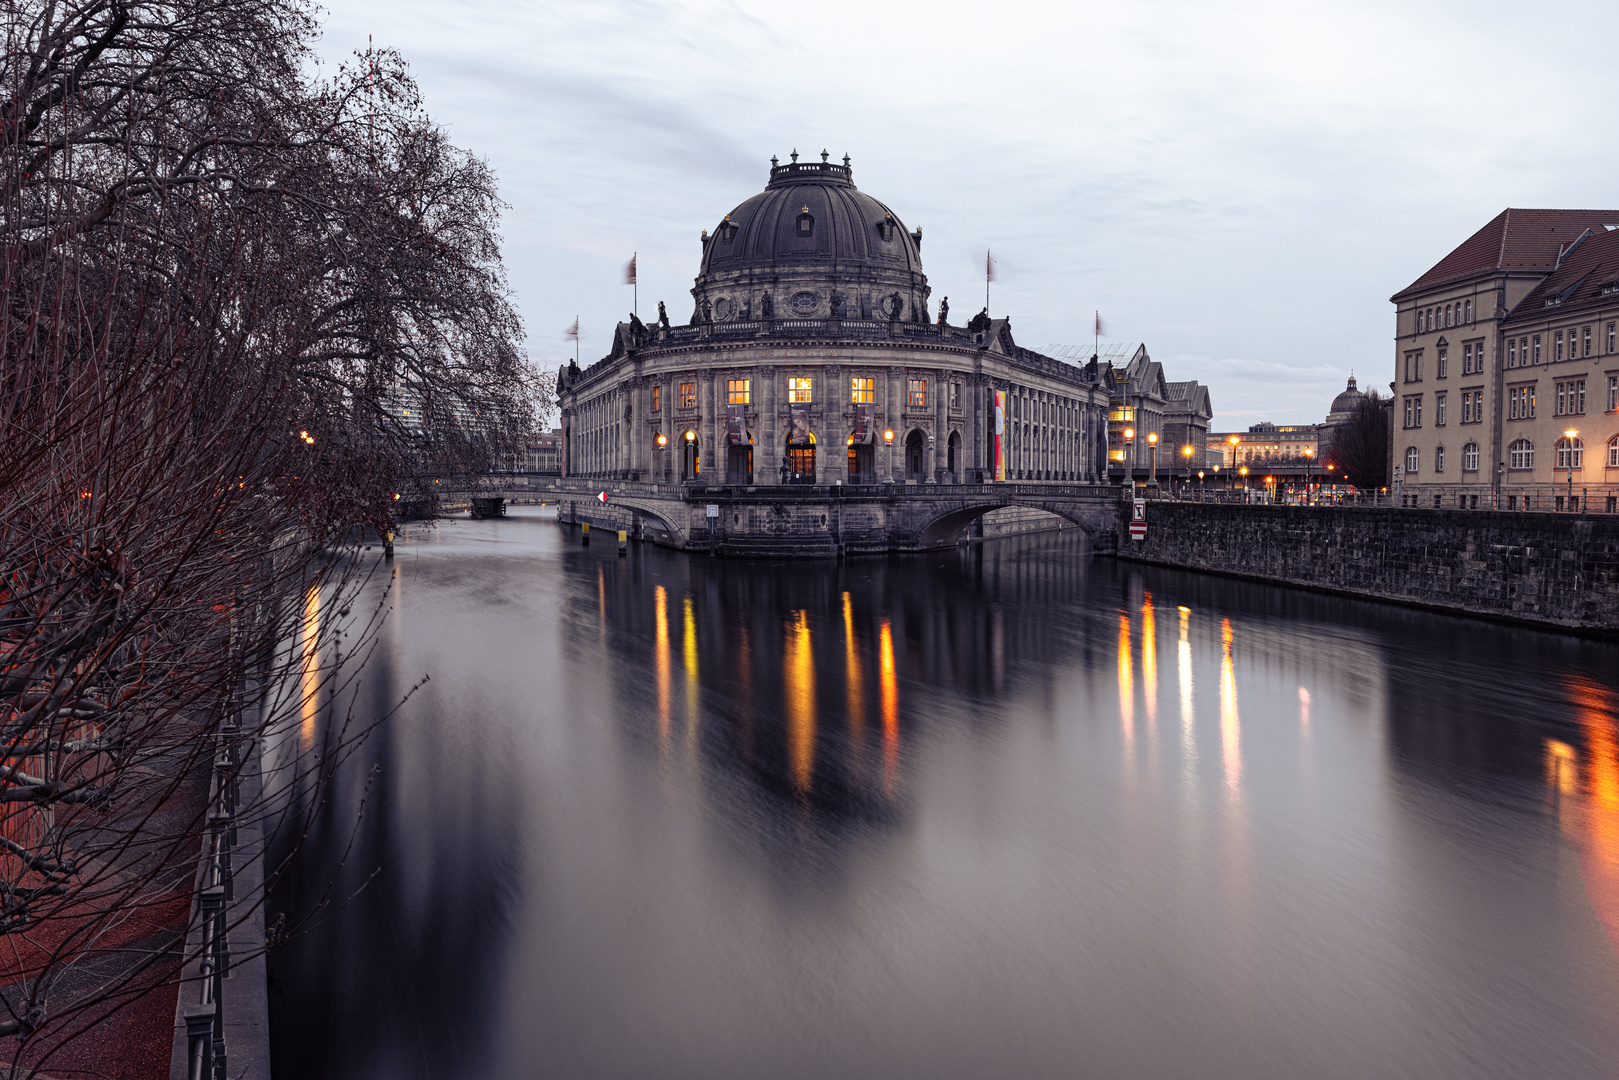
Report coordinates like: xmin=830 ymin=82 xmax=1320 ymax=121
xmin=950 ymin=381 xmax=961 ymax=409
xmin=1508 ymin=339 xmax=1517 ymax=368
xmin=788 ymin=376 xmax=813 ymax=403
xmin=1405 ymin=446 xmax=1420 ymax=474
xmin=651 ymin=385 xmax=661 ymax=412
xmin=1533 ymin=335 xmax=1542 ymax=364
xmin=679 ymin=381 xmax=696 ymax=409
xmin=908 ymin=378 xmax=927 ymax=408
xmin=1556 ymin=437 xmax=1583 ymax=470
xmin=1584 ymin=326 xmax=1593 ymax=357
xmin=1435 ymin=445 xmax=1445 ymax=472
xmin=1555 ymin=379 xmax=1586 ymax=415
xmin=1465 ymin=298 xmax=1472 ymax=322
xmin=1609 ymin=323 xmax=1617 ymax=354
xmin=1509 ymin=438 xmax=1534 ymax=470
xmin=1610 ymin=375 xmax=1618 ymax=412
xmin=1555 ymin=330 xmax=1565 ymax=362
xmin=1508 ymin=385 xmax=1535 ymax=419
xmin=1463 ymin=442 xmax=1479 ymax=471
xmin=1403 ymin=395 xmax=1422 ymax=428
xmin=1404 ymin=351 xmax=1423 ymax=382
xmin=796 ymin=208 xmax=814 ymax=235
xmin=1437 ymin=347 xmax=1448 ymax=378
xmin=727 ymin=378 xmax=750 ymax=405
xmin=1609 ymin=436 xmax=1619 ymax=468
xmin=1461 ymin=391 xmax=1473 ymax=424
xmin=850 ymin=376 xmax=874 ymax=404
xmin=1435 ymin=392 xmax=1447 ymax=425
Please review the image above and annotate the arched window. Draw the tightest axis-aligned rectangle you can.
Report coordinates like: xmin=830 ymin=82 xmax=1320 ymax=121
xmin=1609 ymin=435 xmax=1619 ymax=468
xmin=1555 ymin=436 xmax=1583 ymax=470
xmin=1405 ymin=446 xmax=1420 ymax=474
xmin=1445 ymin=304 xmax=1452 ymax=327
xmin=1464 ymin=298 xmax=1472 ymax=323
xmin=1509 ymin=439 xmax=1534 ymax=470
xmin=1435 ymin=445 xmax=1445 ymax=472
xmin=1462 ymin=442 xmax=1479 ymax=471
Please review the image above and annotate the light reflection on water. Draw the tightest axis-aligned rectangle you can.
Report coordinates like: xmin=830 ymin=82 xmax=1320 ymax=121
xmin=271 ymin=508 xmax=1619 ymax=1080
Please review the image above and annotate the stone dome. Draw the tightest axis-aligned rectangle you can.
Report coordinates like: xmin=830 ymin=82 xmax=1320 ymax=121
xmin=689 ymin=152 xmax=932 ymax=324
xmin=1326 ymin=375 xmax=1367 ymax=422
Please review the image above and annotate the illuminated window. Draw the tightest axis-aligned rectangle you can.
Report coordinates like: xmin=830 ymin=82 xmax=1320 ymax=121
xmin=679 ymin=381 xmax=696 ymax=409
xmin=727 ymin=379 xmax=750 ymax=405
xmin=908 ymin=378 xmax=927 ymax=408
xmin=651 ymin=385 xmax=661 ymax=412
xmin=789 ymin=376 xmax=813 ymax=403
xmin=850 ymin=376 xmax=874 ymax=404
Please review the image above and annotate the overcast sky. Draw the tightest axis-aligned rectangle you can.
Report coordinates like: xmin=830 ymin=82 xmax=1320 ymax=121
xmin=320 ymin=0 xmax=1619 ymax=428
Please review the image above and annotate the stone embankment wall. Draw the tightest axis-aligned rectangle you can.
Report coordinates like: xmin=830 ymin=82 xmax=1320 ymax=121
xmin=1116 ymin=502 xmax=1619 ymax=633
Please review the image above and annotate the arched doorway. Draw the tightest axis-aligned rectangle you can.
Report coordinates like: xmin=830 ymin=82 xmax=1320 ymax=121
xmin=946 ymin=431 xmax=961 ymax=482
xmin=680 ymin=431 xmax=699 ymax=481
xmin=786 ymin=430 xmax=816 ymax=484
xmin=726 ymin=434 xmax=753 ymax=484
xmin=847 ymin=436 xmax=875 ymax=483
xmin=905 ymin=429 xmax=925 ymax=480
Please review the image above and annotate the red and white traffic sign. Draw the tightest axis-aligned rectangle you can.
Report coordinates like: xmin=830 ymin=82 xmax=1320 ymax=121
xmin=1130 ymin=498 xmax=1147 ymax=540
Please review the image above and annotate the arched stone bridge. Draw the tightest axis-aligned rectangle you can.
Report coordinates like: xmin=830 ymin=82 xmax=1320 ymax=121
xmin=464 ymin=476 xmax=1128 ymax=558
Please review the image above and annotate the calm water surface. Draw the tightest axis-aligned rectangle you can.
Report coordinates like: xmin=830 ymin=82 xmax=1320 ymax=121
xmin=269 ymin=506 xmax=1619 ymax=1079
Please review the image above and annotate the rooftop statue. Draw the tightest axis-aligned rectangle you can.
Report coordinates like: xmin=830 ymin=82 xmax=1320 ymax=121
xmin=937 ymin=297 xmax=949 ymax=325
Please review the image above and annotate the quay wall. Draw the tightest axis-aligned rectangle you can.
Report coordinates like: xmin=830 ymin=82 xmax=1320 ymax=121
xmin=1116 ymin=502 xmax=1619 ymax=633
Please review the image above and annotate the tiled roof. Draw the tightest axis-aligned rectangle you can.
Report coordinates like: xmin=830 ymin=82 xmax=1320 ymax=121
xmin=1392 ymin=209 xmax=1619 ymax=300
xmin=1502 ymin=225 xmax=1619 ymax=326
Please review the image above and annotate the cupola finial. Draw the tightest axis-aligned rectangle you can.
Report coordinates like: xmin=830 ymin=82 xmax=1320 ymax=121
xmin=820 ymin=149 xmax=829 ymax=162
xmin=771 ymin=154 xmax=778 ymax=168
xmin=842 ymin=152 xmax=850 ymax=169
xmin=790 ymin=148 xmax=798 ymax=163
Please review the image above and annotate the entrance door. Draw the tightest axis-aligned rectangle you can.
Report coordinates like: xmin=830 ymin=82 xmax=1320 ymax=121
xmin=848 ymin=443 xmax=874 ymax=483
xmin=787 ymin=443 xmax=816 ymax=483
xmin=726 ymin=442 xmax=753 ymax=484
xmin=947 ymin=432 xmax=960 ymax=482
xmin=905 ymin=430 xmax=925 ymax=480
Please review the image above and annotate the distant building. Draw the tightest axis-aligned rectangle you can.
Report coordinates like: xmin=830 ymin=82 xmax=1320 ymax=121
xmin=1095 ymin=343 xmax=1213 ymax=484
xmin=523 ymin=429 xmax=562 ymax=474
xmin=1390 ymin=207 xmax=1619 ymax=510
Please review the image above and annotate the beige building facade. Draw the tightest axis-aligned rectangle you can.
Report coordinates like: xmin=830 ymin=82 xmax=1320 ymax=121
xmin=1390 ymin=208 xmax=1619 ymax=510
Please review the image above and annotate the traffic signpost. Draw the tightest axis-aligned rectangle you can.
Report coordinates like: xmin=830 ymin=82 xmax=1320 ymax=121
xmin=1130 ymin=498 xmax=1147 ymax=541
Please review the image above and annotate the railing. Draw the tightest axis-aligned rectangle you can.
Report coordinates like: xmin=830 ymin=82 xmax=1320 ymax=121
xmin=180 ymin=726 xmax=240 ymax=1080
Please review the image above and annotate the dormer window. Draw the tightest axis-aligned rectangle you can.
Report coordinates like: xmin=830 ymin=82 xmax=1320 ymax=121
xmin=876 ymin=214 xmax=896 ymax=242
xmin=797 ymin=206 xmax=814 ymax=236
xmin=719 ymin=217 xmax=738 ymax=244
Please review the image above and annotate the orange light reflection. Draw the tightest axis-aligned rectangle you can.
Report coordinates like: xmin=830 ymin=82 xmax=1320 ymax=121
xmin=843 ymin=592 xmax=864 ymax=740
xmin=786 ymin=610 xmax=815 ymax=794
xmin=1141 ymin=593 xmax=1157 ymax=736
xmin=654 ymin=586 xmax=670 ymax=751
xmin=880 ymin=618 xmax=899 ymax=792
xmin=1219 ymin=617 xmax=1240 ymax=799
xmin=1117 ymin=613 xmax=1133 ymax=748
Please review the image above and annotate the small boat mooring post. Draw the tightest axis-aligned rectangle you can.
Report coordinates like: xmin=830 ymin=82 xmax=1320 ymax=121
xmin=617 ymin=529 xmax=627 ymax=556
xmin=384 ymin=530 xmax=394 ymax=559
xmin=582 ymin=522 xmax=590 ymax=546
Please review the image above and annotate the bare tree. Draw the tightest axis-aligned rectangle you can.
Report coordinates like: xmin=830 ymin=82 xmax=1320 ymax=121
xmin=0 ymin=0 xmax=536 ymax=1074
xmin=1326 ymin=390 xmax=1390 ymax=492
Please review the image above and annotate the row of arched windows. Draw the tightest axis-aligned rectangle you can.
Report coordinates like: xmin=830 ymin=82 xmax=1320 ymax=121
xmin=1417 ymin=299 xmax=1473 ymax=333
xmin=1403 ymin=436 xmax=1618 ymax=475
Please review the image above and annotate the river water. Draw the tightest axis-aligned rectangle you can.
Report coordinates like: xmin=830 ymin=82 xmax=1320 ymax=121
xmin=269 ymin=506 xmax=1619 ymax=1079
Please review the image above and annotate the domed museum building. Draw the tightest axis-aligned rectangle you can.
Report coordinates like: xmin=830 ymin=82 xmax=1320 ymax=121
xmin=558 ymin=153 xmax=1115 ymax=487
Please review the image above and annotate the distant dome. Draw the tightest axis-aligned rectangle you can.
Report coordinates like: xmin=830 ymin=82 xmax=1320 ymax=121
xmin=688 ymin=152 xmax=931 ymax=323
xmin=1326 ymin=375 xmax=1367 ymax=423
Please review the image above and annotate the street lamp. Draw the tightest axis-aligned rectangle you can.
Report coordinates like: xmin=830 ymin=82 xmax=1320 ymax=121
xmin=1564 ymin=427 xmax=1579 ymax=510
xmin=1181 ymin=444 xmax=1193 ymax=494
xmin=1239 ymin=465 xmax=1248 ymax=499
xmin=1147 ymin=431 xmax=1159 ymax=486
xmin=1303 ymin=446 xmax=1313 ymax=503
xmin=1228 ymin=434 xmax=1239 ymax=471
xmin=883 ymin=428 xmax=896 ymax=484
xmin=1123 ymin=427 xmax=1135 ymax=487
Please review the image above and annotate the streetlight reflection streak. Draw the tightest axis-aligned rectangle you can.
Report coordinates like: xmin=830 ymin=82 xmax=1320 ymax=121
xmin=880 ymin=618 xmax=898 ymax=792
xmin=786 ymin=610 xmax=815 ymax=794
xmin=1117 ymin=613 xmax=1133 ymax=748
xmin=654 ymin=586 xmax=670 ymax=752
xmin=843 ymin=592 xmax=864 ymax=740
xmin=1141 ymin=593 xmax=1158 ymax=736
xmin=1177 ymin=606 xmax=1194 ymax=761
xmin=1220 ymin=617 xmax=1241 ymax=799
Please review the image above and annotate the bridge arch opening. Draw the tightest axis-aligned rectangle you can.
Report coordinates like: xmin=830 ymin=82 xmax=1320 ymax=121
xmin=915 ymin=500 xmax=1110 ymax=549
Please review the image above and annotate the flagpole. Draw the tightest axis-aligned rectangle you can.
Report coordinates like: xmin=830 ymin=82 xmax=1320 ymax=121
xmin=633 ymin=252 xmax=638 ymax=319
xmin=985 ymin=249 xmax=991 ymax=311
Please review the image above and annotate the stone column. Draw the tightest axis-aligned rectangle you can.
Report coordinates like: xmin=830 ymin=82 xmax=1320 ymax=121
xmin=823 ymin=363 xmax=845 ymax=484
xmin=933 ymin=368 xmax=948 ymax=481
xmin=758 ymin=365 xmax=777 ymax=483
xmin=887 ymin=365 xmax=905 ymax=480
xmin=699 ymin=368 xmax=717 ymax=482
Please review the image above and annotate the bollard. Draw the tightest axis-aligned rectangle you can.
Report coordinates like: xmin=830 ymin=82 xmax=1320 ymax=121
xmin=384 ymin=530 xmax=394 ymax=559
xmin=582 ymin=522 xmax=590 ymax=546
xmin=617 ymin=529 xmax=627 ymax=555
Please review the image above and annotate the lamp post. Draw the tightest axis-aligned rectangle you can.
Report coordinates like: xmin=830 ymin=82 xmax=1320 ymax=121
xmin=1147 ymin=431 xmax=1158 ymax=486
xmin=656 ymin=432 xmax=668 ymax=483
xmin=1239 ymin=465 xmax=1248 ymax=500
xmin=684 ymin=429 xmax=695 ymax=483
xmin=883 ymin=428 xmax=895 ymax=484
xmin=1122 ymin=426 xmax=1135 ymax=488
xmin=1565 ymin=428 xmax=1579 ymax=510
xmin=1180 ymin=444 xmax=1192 ymax=496
xmin=1228 ymin=434 xmax=1239 ymax=472
xmin=1197 ymin=469 xmax=1205 ymax=500
xmin=1303 ymin=446 xmax=1313 ymax=504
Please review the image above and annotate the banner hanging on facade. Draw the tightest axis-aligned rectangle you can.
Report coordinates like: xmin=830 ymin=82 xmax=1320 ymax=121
xmin=788 ymin=403 xmax=812 ymax=444
xmin=850 ymin=404 xmax=871 ymax=444
xmin=993 ymin=390 xmax=1006 ymax=481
